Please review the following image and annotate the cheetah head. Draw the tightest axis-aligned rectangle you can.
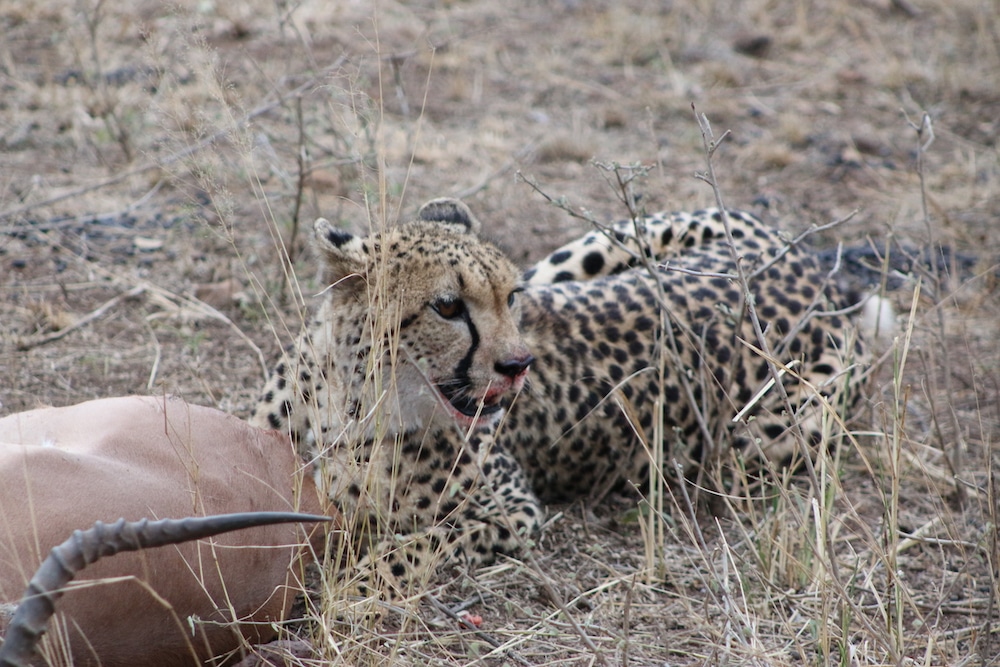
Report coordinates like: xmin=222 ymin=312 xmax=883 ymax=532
xmin=310 ymin=198 xmax=533 ymax=438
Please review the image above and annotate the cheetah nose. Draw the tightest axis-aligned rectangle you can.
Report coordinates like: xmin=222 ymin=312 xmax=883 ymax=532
xmin=494 ymin=354 xmax=535 ymax=378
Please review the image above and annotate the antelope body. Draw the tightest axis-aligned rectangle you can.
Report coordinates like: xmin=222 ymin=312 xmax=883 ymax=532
xmin=0 ymin=396 xmax=327 ymax=667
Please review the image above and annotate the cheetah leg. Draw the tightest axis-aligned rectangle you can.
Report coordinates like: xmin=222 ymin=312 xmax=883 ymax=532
xmin=328 ymin=448 xmax=544 ymax=610
xmin=732 ymin=372 xmax=858 ymax=471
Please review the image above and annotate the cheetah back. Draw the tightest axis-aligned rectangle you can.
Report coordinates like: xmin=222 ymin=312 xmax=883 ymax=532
xmin=506 ymin=208 xmax=863 ymax=501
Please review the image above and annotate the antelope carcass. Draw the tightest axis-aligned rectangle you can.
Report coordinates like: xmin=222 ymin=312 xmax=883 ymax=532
xmin=0 ymin=396 xmax=329 ymax=667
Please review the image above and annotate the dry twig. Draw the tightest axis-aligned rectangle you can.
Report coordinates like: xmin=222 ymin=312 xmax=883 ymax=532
xmin=15 ymin=285 xmax=146 ymax=352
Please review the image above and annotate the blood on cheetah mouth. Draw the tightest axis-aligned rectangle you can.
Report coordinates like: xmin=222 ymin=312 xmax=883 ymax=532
xmin=436 ymin=384 xmax=504 ymax=419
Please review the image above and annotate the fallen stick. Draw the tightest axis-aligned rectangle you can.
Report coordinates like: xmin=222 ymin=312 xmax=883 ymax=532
xmin=15 ymin=286 xmax=146 ymax=352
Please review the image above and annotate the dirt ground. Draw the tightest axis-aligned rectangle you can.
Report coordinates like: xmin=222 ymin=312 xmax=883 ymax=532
xmin=2 ymin=0 xmax=999 ymax=665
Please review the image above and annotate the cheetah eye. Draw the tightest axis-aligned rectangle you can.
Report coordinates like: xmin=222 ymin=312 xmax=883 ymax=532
xmin=431 ymin=296 xmax=466 ymax=320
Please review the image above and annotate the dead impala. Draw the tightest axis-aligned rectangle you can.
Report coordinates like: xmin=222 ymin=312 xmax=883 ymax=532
xmin=0 ymin=396 xmax=331 ymax=667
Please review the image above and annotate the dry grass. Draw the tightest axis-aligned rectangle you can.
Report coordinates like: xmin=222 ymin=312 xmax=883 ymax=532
xmin=2 ymin=0 xmax=999 ymax=664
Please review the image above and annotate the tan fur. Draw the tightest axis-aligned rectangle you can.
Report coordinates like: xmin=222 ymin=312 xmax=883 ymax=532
xmin=0 ymin=396 xmax=327 ymax=667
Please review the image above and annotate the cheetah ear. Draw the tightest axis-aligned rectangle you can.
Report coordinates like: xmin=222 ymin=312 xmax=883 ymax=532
xmin=313 ymin=217 xmax=366 ymax=287
xmin=415 ymin=197 xmax=481 ymax=235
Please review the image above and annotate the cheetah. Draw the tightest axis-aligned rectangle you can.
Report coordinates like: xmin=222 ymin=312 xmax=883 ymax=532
xmin=251 ymin=198 xmax=865 ymax=594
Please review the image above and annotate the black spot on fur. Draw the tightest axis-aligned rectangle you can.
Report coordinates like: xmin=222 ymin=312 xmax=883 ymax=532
xmin=634 ymin=316 xmax=654 ymax=331
xmin=554 ymin=270 xmax=575 ymax=282
xmin=549 ymin=250 xmax=572 ymax=265
xmin=764 ymin=424 xmax=786 ymax=439
xmin=324 ymin=227 xmax=354 ymax=247
xmin=582 ymin=251 xmax=606 ymax=275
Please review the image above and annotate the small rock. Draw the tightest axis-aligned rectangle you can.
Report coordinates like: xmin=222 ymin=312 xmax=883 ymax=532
xmin=194 ymin=279 xmax=241 ymax=309
xmin=133 ymin=236 xmax=164 ymax=251
xmin=733 ymin=34 xmax=772 ymax=58
xmin=231 ymin=640 xmax=316 ymax=667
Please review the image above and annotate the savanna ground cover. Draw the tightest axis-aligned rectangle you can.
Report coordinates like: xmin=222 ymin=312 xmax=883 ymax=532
xmin=1 ymin=0 xmax=999 ymax=664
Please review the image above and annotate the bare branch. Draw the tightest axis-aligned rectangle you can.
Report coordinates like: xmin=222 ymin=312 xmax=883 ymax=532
xmin=15 ymin=286 xmax=146 ymax=352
